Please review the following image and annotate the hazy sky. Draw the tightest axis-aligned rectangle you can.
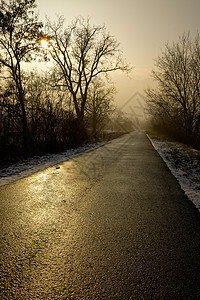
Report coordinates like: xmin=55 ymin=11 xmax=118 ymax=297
xmin=36 ymin=0 xmax=200 ymax=105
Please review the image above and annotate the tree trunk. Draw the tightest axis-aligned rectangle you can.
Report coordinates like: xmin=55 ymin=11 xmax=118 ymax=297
xmin=18 ymin=88 xmax=29 ymax=150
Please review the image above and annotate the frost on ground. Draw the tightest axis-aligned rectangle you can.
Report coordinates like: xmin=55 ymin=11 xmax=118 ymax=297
xmin=147 ymin=134 xmax=200 ymax=212
xmin=1 ymin=134 xmax=199 ymax=212
xmin=0 ymin=142 xmax=106 ymax=187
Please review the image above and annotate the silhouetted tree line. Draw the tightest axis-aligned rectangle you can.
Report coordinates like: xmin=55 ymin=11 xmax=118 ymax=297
xmin=0 ymin=0 xmax=131 ymax=164
xmin=146 ymin=33 xmax=200 ymax=149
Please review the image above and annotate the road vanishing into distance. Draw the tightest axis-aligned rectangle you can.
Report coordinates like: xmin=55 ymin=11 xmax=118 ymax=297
xmin=1 ymin=131 xmax=200 ymax=299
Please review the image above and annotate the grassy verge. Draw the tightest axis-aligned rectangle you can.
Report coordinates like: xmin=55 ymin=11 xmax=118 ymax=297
xmin=147 ymin=130 xmax=200 ymax=207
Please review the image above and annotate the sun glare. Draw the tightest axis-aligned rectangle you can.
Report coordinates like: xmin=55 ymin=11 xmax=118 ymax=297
xmin=41 ymin=39 xmax=48 ymax=49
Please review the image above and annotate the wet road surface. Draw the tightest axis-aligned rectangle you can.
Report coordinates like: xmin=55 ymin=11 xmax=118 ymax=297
xmin=1 ymin=131 xmax=200 ymax=299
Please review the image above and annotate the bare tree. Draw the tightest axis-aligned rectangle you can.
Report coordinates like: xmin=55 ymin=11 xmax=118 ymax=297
xmin=24 ymin=71 xmax=71 ymax=147
xmin=0 ymin=0 xmax=42 ymax=148
xmin=85 ymin=79 xmax=115 ymax=136
xmin=44 ymin=16 xmax=131 ymax=125
xmin=0 ymin=82 xmax=22 ymax=144
xmin=146 ymin=33 xmax=200 ymax=145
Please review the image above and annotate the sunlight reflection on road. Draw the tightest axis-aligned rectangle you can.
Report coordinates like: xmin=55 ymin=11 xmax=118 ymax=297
xmin=22 ymin=159 xmax=92 ymax=229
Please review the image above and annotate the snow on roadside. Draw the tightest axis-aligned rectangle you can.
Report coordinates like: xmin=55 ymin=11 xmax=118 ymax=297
xmin=147 ymin=134 xmax=200 ymax=212
xmin=0 ymin=142 xmax=106 ymax=187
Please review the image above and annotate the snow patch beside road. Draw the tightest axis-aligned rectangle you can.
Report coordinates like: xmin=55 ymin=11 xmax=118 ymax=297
xmin=0 ymin=142 xmax=106 ymax=187
xmin=147 ymin=134 xmax=200 ymax=212
xmin=1 ymin=133 xmax=199 ymax=213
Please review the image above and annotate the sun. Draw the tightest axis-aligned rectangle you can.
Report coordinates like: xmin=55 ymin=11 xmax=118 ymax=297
xmin=40 ymin=39 xmax=48 ymax=49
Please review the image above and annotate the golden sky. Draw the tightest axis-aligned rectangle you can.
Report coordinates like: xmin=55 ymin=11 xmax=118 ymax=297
xmin=36 ymin=0 xmax=200 ymax=106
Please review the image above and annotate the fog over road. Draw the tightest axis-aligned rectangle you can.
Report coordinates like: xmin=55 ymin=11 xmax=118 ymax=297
xmin=1 ymin=131 xmax=200 ymax=299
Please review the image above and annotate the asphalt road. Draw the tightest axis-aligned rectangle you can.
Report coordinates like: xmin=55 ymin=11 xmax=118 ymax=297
xmin=1 ymin=131 xmax=200 ymax=299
